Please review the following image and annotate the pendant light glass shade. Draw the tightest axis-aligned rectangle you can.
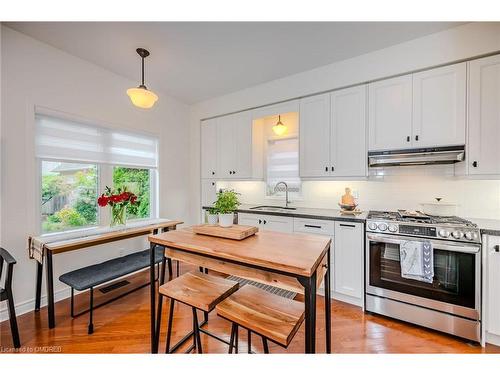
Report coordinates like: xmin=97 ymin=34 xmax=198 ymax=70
xmin=272 ymin=115 xmax=287 ymax=136
xmin=127 ymin=48 xmax=158 ymax=109
xmin=127 ymin=86 xmax=158 ymax=109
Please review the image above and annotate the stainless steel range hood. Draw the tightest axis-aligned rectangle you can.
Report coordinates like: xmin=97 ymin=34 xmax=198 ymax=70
xmin=368 ymin=145 xmax=465 ymax=168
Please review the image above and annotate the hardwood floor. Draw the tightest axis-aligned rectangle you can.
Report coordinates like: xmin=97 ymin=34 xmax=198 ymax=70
xmin=1 ymin=265 xmax=499 ymax=354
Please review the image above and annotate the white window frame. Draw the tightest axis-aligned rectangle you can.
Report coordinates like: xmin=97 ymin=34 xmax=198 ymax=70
xmin=34 ymin=108 xmax=159 ymax=235
xmin=264 ymin=132 xmax=302 ymax=200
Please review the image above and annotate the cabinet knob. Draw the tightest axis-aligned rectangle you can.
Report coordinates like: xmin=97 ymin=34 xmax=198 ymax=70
xmin=258 ymin=219 xmax=262 ymax=224
xmin=406 ymin=136 xmax=410 ymax=142
xmin=212 ymin=171 xmax=215 ymax=175
xmin=325 ymin=166 xmax=328 ymax=172
xmin=494 ymin=245 xmax=500 ymax=253
xmin=263 ymin=220 xmax=267 ymax=225
xmin=229 ymin=171 xmax=232 ymax=175
xmin=233 ymin=170 xmax=236 ymax=174
xmin=211 ymin=182 xmax=215 ymax=186
xmin=331 ymin=166 xmax=334 ymax=172
xmin=472 ymin=161 xmax=478 ymax=168
xmin=415 ymin=135 xmax=419 ymax=141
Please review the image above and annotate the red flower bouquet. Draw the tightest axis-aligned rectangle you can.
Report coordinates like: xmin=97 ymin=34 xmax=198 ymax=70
xmin=98 ymin=186 xmax=138 ymax=226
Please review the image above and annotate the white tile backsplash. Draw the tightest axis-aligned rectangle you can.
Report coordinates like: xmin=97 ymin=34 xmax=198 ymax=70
xmin=218 ymin=168 xmax=500 ymax=219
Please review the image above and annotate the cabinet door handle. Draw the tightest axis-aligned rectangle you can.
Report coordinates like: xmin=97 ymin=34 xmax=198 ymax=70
xmin=325 ymin=166 xmax=328 ymax=172
xmin=258 ymin=219 xmax=262 ymax=224
xmin=305 ymin=224 xmax=322 ymax=229
xmin=406 ymin=136 xmax=410 ymax=142
xmin=472 ymin=161 xmax=478 ymax=168
xmin=263 ymin=220 xmax=267 ymax=225
xmin=229 ymin=171 xmax=232 ymax=175
xmin=415 ymin=135 xmax=419 ymax=141
xmin=339 ymin=223 xmax=356 ymax=228
xmin=233 ymin=170 xmax=236 ymax=174
xmin=494 ymin=245 xmax=500 ymax=252
xmin=331 ymin=166 xmax=334 ymax=172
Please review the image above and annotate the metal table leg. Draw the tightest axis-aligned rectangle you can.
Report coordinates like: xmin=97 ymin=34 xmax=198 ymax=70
xmin=35 ymin=261 xmax=43 ymax=311
xmin=324 ymin=246 xmax=332 ymax=353
xmin=46 ymin=251 xmax=55 ymax=328
xmin=149 ymin=242 xmax=157 ymax=353
xmin=299 ymin=272 xmax=317 ymax=353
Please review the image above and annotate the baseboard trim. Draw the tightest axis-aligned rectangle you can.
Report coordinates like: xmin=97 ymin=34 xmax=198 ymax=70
xmin=333 ymin=292 xmax=363 ymax=308
xmin=486 ymin=332 xmax=500 ymax=346
xmin=0 ymin=286 xmax=72 ymax=322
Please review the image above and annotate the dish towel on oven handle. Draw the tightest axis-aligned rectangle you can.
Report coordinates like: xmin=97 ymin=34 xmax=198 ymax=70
xmin=399 ymin=240 xmax=434 ymax=283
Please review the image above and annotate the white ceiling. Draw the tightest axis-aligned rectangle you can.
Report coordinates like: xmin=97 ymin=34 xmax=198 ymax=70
xmin=7 ymin=22 xmax=464 ymax=104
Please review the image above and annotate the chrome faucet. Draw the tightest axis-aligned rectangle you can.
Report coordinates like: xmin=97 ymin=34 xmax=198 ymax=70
xmin=274 ymin=181 xmax=291 ymax=208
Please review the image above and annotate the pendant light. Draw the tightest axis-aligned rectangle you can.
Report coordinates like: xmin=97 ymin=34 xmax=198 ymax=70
xmin=272 ymin=114 xmax=287 ymax=136
xmin=126 ymin=48 xmax=158 ymax=109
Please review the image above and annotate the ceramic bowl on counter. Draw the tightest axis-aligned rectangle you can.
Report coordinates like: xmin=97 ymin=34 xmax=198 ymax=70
xmin=339 ymin=203 xmax=358 ymax=211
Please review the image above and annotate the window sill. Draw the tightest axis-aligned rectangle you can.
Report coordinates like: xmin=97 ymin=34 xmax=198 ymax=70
xmin=40 ymin=217 xmax=160 ymax=239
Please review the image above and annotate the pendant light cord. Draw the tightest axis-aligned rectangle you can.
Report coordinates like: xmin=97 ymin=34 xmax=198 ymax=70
xmin=141 ymin=56 xmax=145 ymax=86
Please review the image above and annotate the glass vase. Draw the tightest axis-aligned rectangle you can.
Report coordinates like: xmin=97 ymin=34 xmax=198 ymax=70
xmin=110 ymin=204 xmax=127 ymax=226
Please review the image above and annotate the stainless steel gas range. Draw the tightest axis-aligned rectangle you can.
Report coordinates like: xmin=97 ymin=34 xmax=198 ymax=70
xmin=365 ymin=210 xmax=481 ymax=342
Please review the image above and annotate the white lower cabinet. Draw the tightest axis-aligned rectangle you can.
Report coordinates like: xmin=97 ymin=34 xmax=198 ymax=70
xmin=237 ymin=212 xmax=293 ymax=233
xmin=333 ymin=222 xmax=364 ymax=307
xmin=483 ymin=234 xmax=500 ymax=346
xmin=238 ymin=213 xmax=364 ymax=307
xmin=293 ymin=218 xmax=334 ymax=296
xmin=293 ymin=217 xmax=364 ymax=307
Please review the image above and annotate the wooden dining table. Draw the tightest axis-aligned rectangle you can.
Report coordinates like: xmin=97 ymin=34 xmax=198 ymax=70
xmin=148 ymin=227 xmax=332 ymax=354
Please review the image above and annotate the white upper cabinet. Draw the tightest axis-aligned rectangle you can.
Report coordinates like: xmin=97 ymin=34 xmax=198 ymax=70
xmin=208 ymin=110 xmax=260 ymax=180
xmin=330 ymin=86 xmax=367 ymax=177
xmin=232 ymin=111 xmax=253 ymax=178
xmin=216 ymin=114 xmax=236 ymax=179
xmin=200 ymin=118 xmax=218 ymax=178
xmin=468 ymin=55 xmax=500 ymax=175
xmin=368 ymin=74 xmax=413 ymax=151
xmin=412 ymin=62 xmax=466 ymax=147
xmin=201 ymin=179 xmax=217 ymax=207
xmin=300 ymin=89 xmax=367 ymax=178
xmin=299 ymin=93 xmax=331 ymax=177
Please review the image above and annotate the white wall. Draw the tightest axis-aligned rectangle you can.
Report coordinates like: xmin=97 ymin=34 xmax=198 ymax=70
xmin=0 ymin=26 xmax=191 ymax=320
xmin=189 ymin=22 xmax=500 ymax=223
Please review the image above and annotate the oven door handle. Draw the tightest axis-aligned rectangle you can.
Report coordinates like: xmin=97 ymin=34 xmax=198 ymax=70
xmin=366 ymin=234 xmax=480 ymax=254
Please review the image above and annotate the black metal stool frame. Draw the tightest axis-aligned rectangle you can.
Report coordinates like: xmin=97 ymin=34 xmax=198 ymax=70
xmin=222 ymin=316 xmax=293 ymax=354
xmin=155 ymin=264 xmax=234 ymax=354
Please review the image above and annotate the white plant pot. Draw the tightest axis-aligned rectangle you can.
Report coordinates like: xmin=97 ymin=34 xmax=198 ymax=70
xmin=207 ymin=213 xmax=219 ymax=225
xmin=218 ymin=213 xmax=234 ymax=228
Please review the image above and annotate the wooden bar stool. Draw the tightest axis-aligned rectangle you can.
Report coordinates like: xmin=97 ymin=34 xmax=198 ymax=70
xmin=157 ymin=270 xmax=239 ymax=353
xmin=216 ymin=284 xmax=305 ymax=354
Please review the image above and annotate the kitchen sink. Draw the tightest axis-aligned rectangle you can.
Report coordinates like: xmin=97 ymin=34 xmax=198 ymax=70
xmin=249 ymin=205 xmax=297 ymax=211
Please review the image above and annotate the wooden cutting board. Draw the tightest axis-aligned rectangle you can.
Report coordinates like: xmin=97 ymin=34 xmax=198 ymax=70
xmin=192 ymin=224 xmax=259 ymax=240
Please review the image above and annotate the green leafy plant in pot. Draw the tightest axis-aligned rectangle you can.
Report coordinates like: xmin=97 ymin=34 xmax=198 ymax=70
xmin=214 ymin=189 xmax=240 ymax=227
xmin=206 ymin=206 xmax=219 ymax=225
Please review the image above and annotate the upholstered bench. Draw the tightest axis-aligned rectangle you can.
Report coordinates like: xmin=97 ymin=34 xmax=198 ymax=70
xmin=59 ymin=247 xmax=165 ymax=334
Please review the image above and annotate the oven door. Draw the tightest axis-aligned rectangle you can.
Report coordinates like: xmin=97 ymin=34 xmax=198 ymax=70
xmin=366 ymin=233 xmax=481 ymax=320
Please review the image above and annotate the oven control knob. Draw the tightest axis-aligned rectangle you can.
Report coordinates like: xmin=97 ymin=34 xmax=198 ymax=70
xmin=438 ymin=229 xmax=450 ymax=238
xmin=378 ymin=223 xmax=388 ymax=231
xmin=464 ymin=232 xmax=476 ymax=240
xmin=452 ymin=231 xmax=463 ymax=239
xmin=368 ymin=222 xmax=377 ymax=230
xmin=388 ymin=224 xmax=397 ymax=233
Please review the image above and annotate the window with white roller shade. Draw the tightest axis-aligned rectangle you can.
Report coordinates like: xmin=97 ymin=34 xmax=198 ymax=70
xmin=266 ymin=136 xmax=301 ymax=197
xmin=35 ymin=114 xmax=158 ymax=168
